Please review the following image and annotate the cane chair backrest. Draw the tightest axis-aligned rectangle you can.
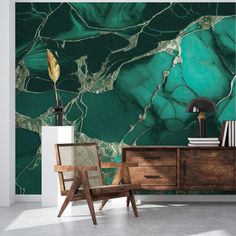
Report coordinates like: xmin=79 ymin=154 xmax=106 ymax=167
xmin=55 ymin=143 xmax=103 ymax=193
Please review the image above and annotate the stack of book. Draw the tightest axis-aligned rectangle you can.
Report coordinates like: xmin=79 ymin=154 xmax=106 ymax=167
xmin=220 ymin=120 xmax=236 ymax=147
xmin=188 ymin=137 xmax=220 ymax=147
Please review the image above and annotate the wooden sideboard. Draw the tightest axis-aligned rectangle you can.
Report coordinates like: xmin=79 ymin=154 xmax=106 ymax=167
xmin=122 ymin=146 xmax=236 ymax=191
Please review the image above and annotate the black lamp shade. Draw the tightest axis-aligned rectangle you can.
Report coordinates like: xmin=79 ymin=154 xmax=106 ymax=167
xmin=186 ymin=97 xmax=216 ymax=113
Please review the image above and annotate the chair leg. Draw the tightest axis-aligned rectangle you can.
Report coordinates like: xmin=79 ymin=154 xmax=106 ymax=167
xmin=58 ymin=197 xmax=70 ymax=217
xmin=129 ymin=191 xmax=138 ymax=217
xmin=58 ymin=179 xmax=81 ymax=217
xmin=99 ymin=199 xmax=108 ymax=211
xmin=126 ymin=196 xmax=130 ymax=207
xmin=84 ymin=191 xmax=97 ymax=225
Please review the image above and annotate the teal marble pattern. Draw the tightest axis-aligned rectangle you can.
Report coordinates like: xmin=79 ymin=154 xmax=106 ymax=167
xmin=16 ymin=3 xmax=236 ymax=194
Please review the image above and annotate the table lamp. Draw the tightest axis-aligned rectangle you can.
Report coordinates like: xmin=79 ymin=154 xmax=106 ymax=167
xmin=186 ymin=97 xmax=216 ymax=138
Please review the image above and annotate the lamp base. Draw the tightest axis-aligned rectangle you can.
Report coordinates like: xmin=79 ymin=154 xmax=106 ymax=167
xmin=197 ymin=112 xmax=206 ymax=138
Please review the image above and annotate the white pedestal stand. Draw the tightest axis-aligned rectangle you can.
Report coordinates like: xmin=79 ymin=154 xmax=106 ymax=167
xmin=41 ymin=126 xmax=74 ymax=207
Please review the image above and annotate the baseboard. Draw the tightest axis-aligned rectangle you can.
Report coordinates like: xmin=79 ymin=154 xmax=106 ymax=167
xmin=135 ymin=195 xmax=236 ymax=202
xmin=15 ymin=195 xmax=41 ymax=202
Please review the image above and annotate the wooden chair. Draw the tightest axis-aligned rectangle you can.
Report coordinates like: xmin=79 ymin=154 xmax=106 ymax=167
xmin=54 ymin=143 xmax=140 ymax=225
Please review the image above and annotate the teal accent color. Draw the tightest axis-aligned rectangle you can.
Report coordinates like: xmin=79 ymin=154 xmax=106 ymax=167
xmin=16 ymin=3 xmax=236 ymax=194
xmin=16 ymin=128 xmax=41 ymax=194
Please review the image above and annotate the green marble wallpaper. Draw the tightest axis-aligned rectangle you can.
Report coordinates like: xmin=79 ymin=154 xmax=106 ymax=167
xmin=16 ymin=2 xmax=236 ymax=195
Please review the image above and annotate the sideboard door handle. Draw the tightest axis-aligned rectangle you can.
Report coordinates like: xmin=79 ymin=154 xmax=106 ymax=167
xmin=144 ymin=156 xmax=160 ymax=160
xmin=144 ymin=175 xmax=162 ymax=179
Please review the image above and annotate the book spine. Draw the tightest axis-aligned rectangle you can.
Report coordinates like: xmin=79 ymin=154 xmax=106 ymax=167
xmin=233 ymin=121 xmax=235 ymax=147
xmin=189 ymin=142 xmax=220 ymax=144
xmin=219 ymin=121 xmax=226 ymax=144
xmin=188 ymin=138 xmax=219 ymax=140
xmin=235 ymin=121 xmax=236 ymax=147
xmin=188 ymin=144 xmax=219 ymax=147
xmin=222 ymin=121 xmax=229 ymax=147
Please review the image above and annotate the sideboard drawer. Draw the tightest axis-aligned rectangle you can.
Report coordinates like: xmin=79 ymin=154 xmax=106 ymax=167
xmin=126 ymin=150 xmax=176 ymax=166
xmin=129 ymin=166 xmax=176 ymax=186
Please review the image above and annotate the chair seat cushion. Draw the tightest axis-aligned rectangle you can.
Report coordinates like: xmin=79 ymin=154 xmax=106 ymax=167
xmin=90 ymin=184 xmax=140 ymax=195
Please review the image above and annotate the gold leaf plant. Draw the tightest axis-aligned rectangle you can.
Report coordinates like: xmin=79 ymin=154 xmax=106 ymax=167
xmin=47 ymin=49 xmax=60 ymax=105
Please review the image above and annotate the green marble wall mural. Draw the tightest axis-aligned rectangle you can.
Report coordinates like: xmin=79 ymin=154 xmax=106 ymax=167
xmin=16 ymin=2 xmax=236 ymax=194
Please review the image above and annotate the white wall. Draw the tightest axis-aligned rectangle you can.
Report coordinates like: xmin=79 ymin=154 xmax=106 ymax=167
xmin=0 ymin=0 xmax=15 ymax=206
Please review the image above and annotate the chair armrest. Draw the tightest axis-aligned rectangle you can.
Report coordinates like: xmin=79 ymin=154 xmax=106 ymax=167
xmin=109 ymin=164 xmax=134 ymax=185
xmin=54 ymin=165 xmax=97 ymax=172
xmin=100 ymin=162 xmax=138 ymax=169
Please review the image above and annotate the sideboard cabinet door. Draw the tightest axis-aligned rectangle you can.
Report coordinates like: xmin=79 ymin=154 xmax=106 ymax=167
xmin=180 ymin=149 xmax=234 ymax=190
